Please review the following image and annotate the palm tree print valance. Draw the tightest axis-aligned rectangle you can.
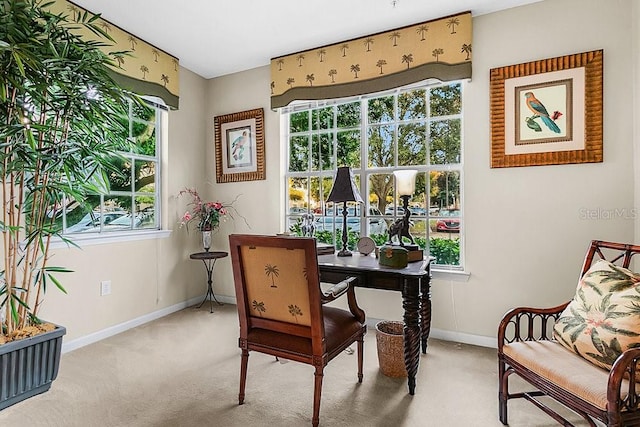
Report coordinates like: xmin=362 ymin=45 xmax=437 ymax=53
xmin=48 ymin=1 xmax=180 ymax=109
xmin=270 ymin=11 xmax=472 ymax=109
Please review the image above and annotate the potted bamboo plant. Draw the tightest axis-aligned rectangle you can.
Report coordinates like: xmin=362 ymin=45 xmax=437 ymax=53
xmin=0 ymin=0 xmax=138 ymax=408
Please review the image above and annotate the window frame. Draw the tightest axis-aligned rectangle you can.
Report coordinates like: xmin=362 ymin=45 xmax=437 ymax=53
xmin=55 ymin=97 xmax=168 ymax=246
xmin=283 ymin=80 xmax=465 ymax=271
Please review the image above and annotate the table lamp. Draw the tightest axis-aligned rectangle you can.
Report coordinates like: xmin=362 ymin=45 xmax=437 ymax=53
xmin=391 ymin=169 xmax=418 ymax=248
xmin=326 ymin=167 xmax=363 ymax=256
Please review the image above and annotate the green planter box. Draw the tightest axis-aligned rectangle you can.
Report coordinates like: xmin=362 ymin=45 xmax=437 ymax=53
xmin=0 ymin=325 xmax=66 ymax=410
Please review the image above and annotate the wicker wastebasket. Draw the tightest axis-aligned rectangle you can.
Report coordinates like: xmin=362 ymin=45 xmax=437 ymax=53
xmin=375 ymin=320 xmax=407 ymax=378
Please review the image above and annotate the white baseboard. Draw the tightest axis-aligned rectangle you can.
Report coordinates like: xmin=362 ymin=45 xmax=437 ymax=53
xmin=366 ymin=317 xmax=497 ymax=349
xmin=62 ymin=294 xmax=237 ymax=353
xmin=428 ymin=328 xmax=497 ymax=349
xmin=63 ymin=297 xmax=496 ymax=353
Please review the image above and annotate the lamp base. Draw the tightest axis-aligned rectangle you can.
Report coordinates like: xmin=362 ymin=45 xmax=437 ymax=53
xmin=337 ymin=248 xmax=353 ymax=257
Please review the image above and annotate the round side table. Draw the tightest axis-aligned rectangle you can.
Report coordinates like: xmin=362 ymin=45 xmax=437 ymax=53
xmin=189 ymin=251 xmax=228 ymax=313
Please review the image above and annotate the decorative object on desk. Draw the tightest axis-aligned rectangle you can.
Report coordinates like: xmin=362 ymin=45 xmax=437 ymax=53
xmin=178 ymin=187 xmax=248 ymax=249
xmin=316 ymin=242 xmax=336 ymax=255
xmin=378 ymin=245 xmax=409 ymax=268
xmin=388 ymin=170 xmax=424 ymax=262
xmin=301 ymin=212 xmax=315 ymax=237
xmin=214 ymin=108 xmax=265 ymax=183
xmin=357 ymin=236 xmax=376 ymax=256
xmin=326 ymin=167 xmax=364 ymax=257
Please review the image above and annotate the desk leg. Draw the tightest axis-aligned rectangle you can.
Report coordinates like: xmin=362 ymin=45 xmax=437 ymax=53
xmin=402 ymin=278 xmax=421 ymax=395
xmin=420 ymin=275 xmax=432 ymax=353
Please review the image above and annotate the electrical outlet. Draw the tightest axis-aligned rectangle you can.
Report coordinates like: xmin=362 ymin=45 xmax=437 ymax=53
xmin=100 ymin=280 xmax=111 ymax=296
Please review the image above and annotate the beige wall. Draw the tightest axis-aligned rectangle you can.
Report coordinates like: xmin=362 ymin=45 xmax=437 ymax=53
xmin=41 ymin=0 xmax=639 ymax=349
xmin=205 ymin=0 xmax=639 ymax=345
xmin=452 ymin=0 xmax=636 ymax=343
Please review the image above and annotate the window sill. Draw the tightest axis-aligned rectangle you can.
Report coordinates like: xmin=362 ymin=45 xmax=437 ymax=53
xmin=50 ymin=229 xmax=172 ymax=249
xmin=431 ymin=268 xmax=470 ymax=282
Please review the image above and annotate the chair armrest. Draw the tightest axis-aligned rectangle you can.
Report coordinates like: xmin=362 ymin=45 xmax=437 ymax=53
xmin=321 ymin=276 xmax=366 ymax=324
xmin=608 ymin=348 xmax=640 ymax=414
xmin=321 ymin=278 xmax=352 ymax=303
xmin=498 ymin=302 xmax=569 ymax=351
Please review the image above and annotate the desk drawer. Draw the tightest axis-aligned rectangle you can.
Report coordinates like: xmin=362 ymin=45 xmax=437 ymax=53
xmin=364 ymin=274 xmax=403 ymax=291
xmin=319 ymin=270 xmax=404 ymax=292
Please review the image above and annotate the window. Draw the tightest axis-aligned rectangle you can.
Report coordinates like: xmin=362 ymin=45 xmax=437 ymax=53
xmin=62 ymin=98 xmax=163 ymax=236
xmin=283 ymin=81 xmax=463 ymax=268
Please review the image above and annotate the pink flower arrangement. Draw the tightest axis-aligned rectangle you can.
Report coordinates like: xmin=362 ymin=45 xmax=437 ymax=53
xmin=178 ymin=188 xmax=230 ymax=232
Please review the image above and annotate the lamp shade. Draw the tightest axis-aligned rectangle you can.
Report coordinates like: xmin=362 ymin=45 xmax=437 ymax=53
xmin=327 ymin=167 xmax=364 ymax=203
xmin=393 ymin=170 xmax=417 ymax=196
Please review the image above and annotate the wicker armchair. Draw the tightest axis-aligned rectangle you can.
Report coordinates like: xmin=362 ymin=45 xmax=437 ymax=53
xmin=498 ymin=240 xmax=640 ymax=427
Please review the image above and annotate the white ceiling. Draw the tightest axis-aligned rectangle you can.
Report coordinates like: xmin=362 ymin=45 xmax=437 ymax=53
xmin=72 ymin=0 xmax=542 ymax=79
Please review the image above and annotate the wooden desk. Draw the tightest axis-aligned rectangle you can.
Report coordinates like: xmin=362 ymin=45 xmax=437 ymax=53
xmin=317 ymin=253 xmax=432 ymax=395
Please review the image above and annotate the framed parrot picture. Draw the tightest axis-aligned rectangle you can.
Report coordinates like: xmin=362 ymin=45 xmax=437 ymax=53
xmin=490 ymin=50 xmax=603 ymax=168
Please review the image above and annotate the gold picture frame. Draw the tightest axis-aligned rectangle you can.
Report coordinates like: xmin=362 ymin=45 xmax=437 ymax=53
xmin=214 ymin=108 xmax=265 ymax=183
xmin=490 ymin=50 xmax=603 ymax=168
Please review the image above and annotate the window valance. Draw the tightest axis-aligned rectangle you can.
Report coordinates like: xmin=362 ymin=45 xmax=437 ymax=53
xmin=270 ymin=11 xmax=472 ymax=109
xmin=48 ymin=1 xmax=180 ymax=109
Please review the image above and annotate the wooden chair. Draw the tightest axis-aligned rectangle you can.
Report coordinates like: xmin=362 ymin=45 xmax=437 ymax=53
xmin=498 ymin=240 xmax=640 ymax=427
xmin=228 ymin=234 xmax=366 ymax=427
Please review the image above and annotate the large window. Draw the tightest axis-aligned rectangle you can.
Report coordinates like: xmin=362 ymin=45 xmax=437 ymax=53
xmin=284 ymin=81 xmax=463 ymax=268
xmin=61 ymin=98 xmax=163 ymax=235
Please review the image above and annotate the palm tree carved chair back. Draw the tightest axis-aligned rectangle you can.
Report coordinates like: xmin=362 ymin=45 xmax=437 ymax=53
xmin=229 ymin=234 xmax=366 ymax=427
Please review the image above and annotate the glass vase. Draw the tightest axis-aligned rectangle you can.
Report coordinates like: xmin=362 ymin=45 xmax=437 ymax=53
xmin=202 ymin=230 xmax=212 ymax=252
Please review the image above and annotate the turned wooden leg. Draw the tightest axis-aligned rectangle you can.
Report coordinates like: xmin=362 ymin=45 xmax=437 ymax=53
xmin=420 ymin=275 xmax=432 ymax=354
xmin=239 ymin=350 xmax=249 ymax=405
xmin=312 ymin=366 xmax=324 ymax=427
xmin=402 ymin=278 xmax=421 ymax=395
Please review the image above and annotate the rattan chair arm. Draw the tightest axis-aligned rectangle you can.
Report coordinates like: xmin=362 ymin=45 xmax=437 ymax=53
xmin=497 ymin=302 xmax=570 ymax=350
xmin=608 ymin=348 xmax=640 ymax=415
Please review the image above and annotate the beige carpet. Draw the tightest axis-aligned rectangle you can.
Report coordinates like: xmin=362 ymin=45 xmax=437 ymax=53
xmin=0 ymin=304 xmax=596 ymax=427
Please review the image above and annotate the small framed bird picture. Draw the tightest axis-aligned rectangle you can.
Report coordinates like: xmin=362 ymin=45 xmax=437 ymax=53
xmin=215 ymin=108 xmax=266 ymax=183
xmin=490 ymin=50 xmax=603 ymax=168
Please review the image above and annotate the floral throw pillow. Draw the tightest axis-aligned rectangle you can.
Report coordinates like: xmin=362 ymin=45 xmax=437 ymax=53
xmin=553 ymin=259 xmax=640 ymax=371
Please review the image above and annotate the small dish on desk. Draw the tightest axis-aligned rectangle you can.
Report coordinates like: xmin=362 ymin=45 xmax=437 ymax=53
xmin=316 ymin=242 xmax=335 ymax=255
xmin=357 ymin=236 xmax=376 ymax=256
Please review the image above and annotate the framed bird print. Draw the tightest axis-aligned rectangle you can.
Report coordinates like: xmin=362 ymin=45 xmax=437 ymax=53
xmin=490 ymin=50 xmax=603 ymax=168
xmin=214 ymin=108 xmax=266 ymax=183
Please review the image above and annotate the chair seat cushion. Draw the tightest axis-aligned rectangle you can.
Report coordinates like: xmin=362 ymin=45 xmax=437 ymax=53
xmin=553 ymin=259 xmax=640 ymax=371
xmin=503 ymin=340 xmax=629 ymax=410
xmin=248 ymin=306 xmax=365 ymax=360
